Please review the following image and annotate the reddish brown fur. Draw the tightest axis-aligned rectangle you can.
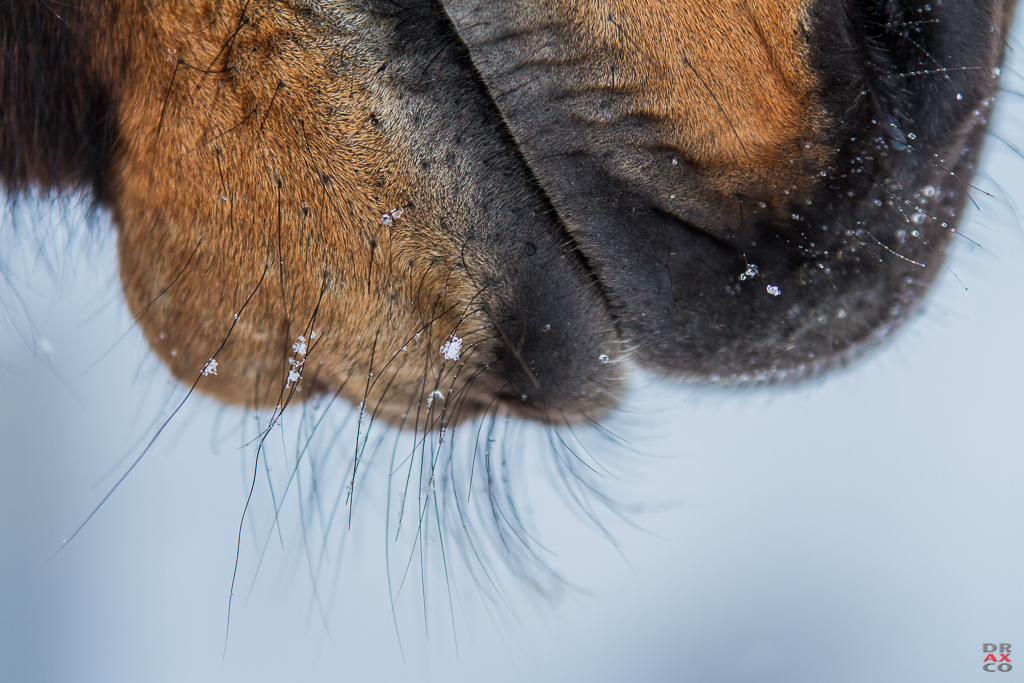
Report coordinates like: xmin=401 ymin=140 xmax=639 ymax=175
xmin=98 ymin=1 xmax=497 ymax=428
xmin=553 ymin=0 xmax=823 ymax=188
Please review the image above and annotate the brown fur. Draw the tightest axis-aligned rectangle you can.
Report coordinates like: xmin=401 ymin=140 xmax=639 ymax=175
xmin=94 ymin=0 xmax=624 ymax=429
xmin=512 ymin=0 xmax=824 ymax=189
xmin=443 ymin=0 xmax=832 ymax=238
xmin=113 ymin=1 xmax=477 ymax=426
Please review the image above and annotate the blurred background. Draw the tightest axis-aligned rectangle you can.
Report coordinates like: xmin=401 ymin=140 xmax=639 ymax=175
xmin=4 ymin=20 xmax=1024 ymax=683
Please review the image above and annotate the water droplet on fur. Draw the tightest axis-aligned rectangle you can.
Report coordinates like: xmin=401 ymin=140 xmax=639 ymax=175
xmin=598 ymin=354 xmax=610 ymax=363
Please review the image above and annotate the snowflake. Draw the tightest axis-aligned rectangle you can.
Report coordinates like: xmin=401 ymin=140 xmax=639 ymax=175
xmin=286 ymin=355 xmax=305 ymax=388
xmin=202 ymin=358 xmax=218 ymax=376
xmin=439 ymin=334 xmax=462 ymax=361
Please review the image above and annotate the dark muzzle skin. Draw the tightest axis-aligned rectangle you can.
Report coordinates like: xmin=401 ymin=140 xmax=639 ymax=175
xmin=443 ymin=0 xmax=1016 ymax=385
xmin=0 ymin=0 xmax=1017 ymax=427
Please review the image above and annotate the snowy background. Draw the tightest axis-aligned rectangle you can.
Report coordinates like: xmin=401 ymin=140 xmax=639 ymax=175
xmin=4 ymin=22 xmax=1024 ymax=683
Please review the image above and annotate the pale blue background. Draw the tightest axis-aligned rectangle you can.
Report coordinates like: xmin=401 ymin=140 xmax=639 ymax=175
xmin=4 ymin=23 xmax=1024 ymax=683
